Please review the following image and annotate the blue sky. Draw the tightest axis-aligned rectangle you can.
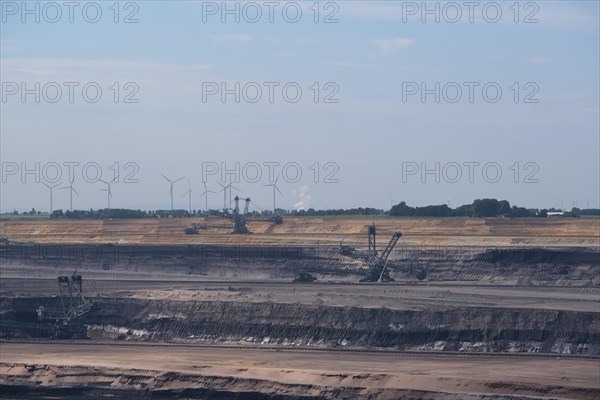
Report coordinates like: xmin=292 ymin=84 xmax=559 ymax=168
xmin=1 ymin=1 xmax=599 ymax=212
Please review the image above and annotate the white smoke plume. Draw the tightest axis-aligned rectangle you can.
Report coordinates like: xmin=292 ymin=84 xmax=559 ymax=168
xmin=292 ymin=185 xmax=312 ymax=211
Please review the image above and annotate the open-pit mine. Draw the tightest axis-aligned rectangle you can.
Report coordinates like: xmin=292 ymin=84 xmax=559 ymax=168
xmin=0 ymin=216 xmax=599 ymax=399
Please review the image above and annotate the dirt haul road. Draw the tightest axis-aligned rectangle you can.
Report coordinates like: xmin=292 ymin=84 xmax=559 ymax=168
xmin=1 ymin=342 xmax=599 ymax=400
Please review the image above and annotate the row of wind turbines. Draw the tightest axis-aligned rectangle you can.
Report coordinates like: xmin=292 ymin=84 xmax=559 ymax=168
xmin=162 ymin=173 xmax=282 ymax=214
xmin=38 ymin=173 xmax=284 ymax=214
xmin=41 ymin=177 xmax=115 ymax=212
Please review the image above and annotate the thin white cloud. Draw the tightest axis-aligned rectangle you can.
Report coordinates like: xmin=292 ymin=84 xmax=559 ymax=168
xmin=340 ymin=2 xmax=404 ymax=20
xmin=371 ymin=38 xmax=416 ymax=57
xmin=319 ymin=59 xmax=437 ymax=73
xmin=203 ymin=34 xmax=252 ymax=43
xmin=1 ymin=58 xmax=212 ymax=76
xmin=320 ymin=59 xmax=363 ymax=68
xmin=0 ymin=39 xmax=18 ymax=53
xmin=265 ymin=37 xmax=321 ymax=45
xmin=538 ymin=3 xmax=599 ymax=31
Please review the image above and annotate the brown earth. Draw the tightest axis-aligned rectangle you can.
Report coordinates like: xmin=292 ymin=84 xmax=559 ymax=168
xmin=1 ymin=343 xmax=599 ymax=400
xmin=1 ymin=216 xmax=599 ymax=246
xmin=1 ymin=217 xmax=598 ymax=399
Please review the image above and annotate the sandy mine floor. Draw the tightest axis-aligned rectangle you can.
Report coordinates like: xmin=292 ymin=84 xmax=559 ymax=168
xmin=1 ymin=343 xmax=599 ymax=399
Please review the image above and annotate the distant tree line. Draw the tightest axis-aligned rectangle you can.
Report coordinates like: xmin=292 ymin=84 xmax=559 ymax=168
xmin=50 ymin=209 xmax=194 ymax=219
xmin=287 ymin=207 xmax=386 ymax=216
xmin=9 ymin=208 xmax=42 ymax=216
xmin=51 ymin=209 xmax=148 ymax=219
xmin=389 ymin=199 xmax=588 ymax=218
xmin=50 ymin=208 xmax=284 ymax=219
xmin=47 ymin=201 xmax=598 ymax=220
xmin=570 ymin=208 xmax=600 ymax=216
xmin=391 ymin=199 xmax=518 ymax=217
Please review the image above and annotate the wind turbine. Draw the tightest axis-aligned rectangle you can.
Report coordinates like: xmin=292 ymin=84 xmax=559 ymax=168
xmin=59 ymin=176 xmax=79 ymax=211
xmin=161 ymin=174 xmax=184 ymax=211
xmin=98 ymin=177 xmax=116 ymax=209
xmin=217 ymin=182 xmax=227 ymax=210
xmin=181 ymin=179 xmax=194 ymax=213
xmin=41 ymin=182 xmax=61 ymax=213
xmin=218 ymin=180 xmax=239 ymax=211
xmin=263 ymin=174 xmax=282 ymax=213
xmin=198 ymin=179 xmax=216 ymax=213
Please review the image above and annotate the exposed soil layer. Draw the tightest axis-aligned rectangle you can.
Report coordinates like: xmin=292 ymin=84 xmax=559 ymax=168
xmin=1 ymin=344 xmax=599 ymax=400
xmin=1 ymin=369 xmax=595 ymax=400
xmin=1 ymin=217 xmax=598 ymax=246
xmin=2 ymin=243 xmax=598 ymax=284
xmin=2 ymin=297 xmax=598 ymax=355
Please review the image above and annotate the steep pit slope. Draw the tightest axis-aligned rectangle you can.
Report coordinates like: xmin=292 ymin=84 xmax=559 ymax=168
xmin=3 ymin=297 xmax=598 ymax=354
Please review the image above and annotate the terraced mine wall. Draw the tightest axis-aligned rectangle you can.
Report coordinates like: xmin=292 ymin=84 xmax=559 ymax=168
xmin=4 ymin=374 xmax=585 ymax=400
xmin=0 ymin=243 xmax=334 ymax=279
xmin=1 ymin=243 xmax=598 ymax=284
xmin=393 ymin=245 xmax=599 ymax=284
xmin=2 ymin=297 xmax=598 ymax=355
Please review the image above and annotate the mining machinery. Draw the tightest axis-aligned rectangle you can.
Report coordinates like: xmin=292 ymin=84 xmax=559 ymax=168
xmin=232 ymin=195 xmax=251 ymax=234
xmin=230 ymin=196 xmax=284 ymax=233
xmin=368 ymin=223 xmax=377 ymax=261
xmin=187 ymin=196 xmax=283 ymax=234
xmin=37 ymin=273 xmax=95 ymax=324
xmin=57 ymin=273 xmax=95 ymax=322
xmin=343 ymin=224 xmax=402 ymax=282
xmin=371 ymin=232 xmax=402 ymax=282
